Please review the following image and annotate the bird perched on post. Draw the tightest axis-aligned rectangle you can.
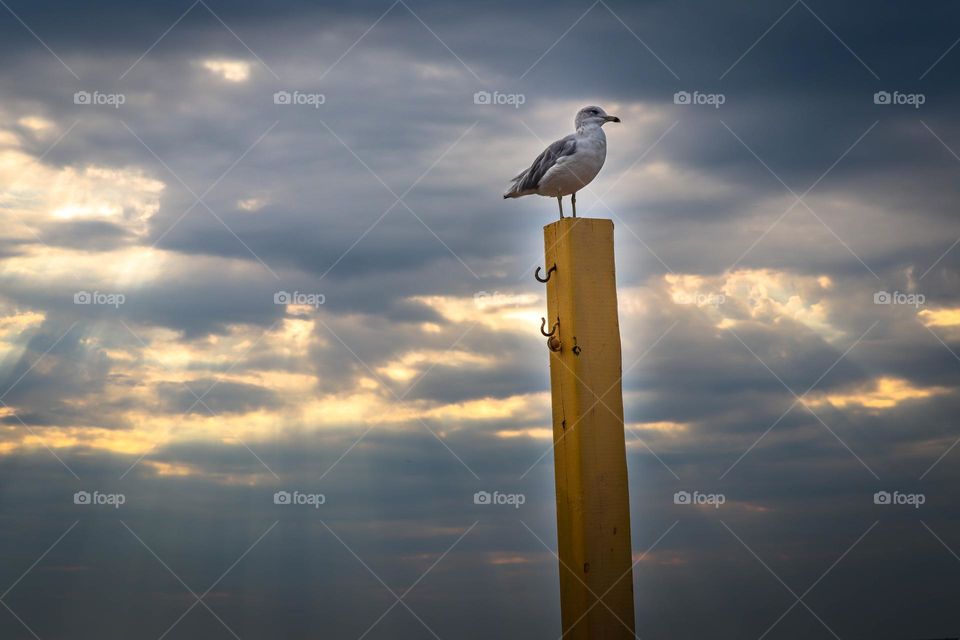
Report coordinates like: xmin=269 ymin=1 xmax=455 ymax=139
xmin=503 ymin=105 xmax=620 ymax=219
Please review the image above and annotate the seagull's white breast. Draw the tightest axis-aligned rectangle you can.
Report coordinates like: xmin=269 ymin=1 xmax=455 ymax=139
xmin=537 ymin=127 xmax=607 ymax=197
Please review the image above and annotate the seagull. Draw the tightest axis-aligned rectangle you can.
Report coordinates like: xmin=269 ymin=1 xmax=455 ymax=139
xmin=503 ymin=105 xmax=620 ymax=218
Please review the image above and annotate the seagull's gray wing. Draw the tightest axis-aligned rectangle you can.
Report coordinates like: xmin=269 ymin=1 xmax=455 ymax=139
xmin=509 ymin=134 xmax=577 ymax=193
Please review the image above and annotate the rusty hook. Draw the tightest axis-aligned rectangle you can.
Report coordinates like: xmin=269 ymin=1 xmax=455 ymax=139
xmin=540 ymin=317 xmax=559 ymax=337
xmin=535 ymin=263 xmax=557 ymax=283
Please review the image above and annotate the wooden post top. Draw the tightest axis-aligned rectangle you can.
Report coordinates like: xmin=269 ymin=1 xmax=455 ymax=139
xmin=543 ymin=217 xmax=615 ymax=232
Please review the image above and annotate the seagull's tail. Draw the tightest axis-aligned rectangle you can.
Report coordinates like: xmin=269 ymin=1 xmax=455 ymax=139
xmin=503 ymin=171 xmax=532 ymax=199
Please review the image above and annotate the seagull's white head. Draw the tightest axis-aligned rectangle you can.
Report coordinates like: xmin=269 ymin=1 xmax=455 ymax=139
xmin=575 ymin=105 xmax=620 ymax=130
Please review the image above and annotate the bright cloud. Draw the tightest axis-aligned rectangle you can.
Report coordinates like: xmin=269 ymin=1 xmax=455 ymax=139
xmin=201 ymin=58 xmax=252 ymax=82
xmin=0 ymin=144 xmax=165 ymax=237
xmin=919 ymin=307 xmax=960 ymax=327
xmin=805 ymin=376 xmax=949 ymax=409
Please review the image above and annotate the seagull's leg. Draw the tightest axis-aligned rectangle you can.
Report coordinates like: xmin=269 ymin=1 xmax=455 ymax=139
xmin=557 ymin=196 xmax=564 ymax=219
xmin=572 ymin=192 xmax=577 ymax=217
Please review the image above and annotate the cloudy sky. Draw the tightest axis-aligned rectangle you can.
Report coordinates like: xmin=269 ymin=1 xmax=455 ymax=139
xmin=2 ymin=0 xmax=960 ymax=638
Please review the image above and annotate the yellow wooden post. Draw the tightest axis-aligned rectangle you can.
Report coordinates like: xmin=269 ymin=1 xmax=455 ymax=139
xmin=543 ymin=217 xmax=635 ymax=639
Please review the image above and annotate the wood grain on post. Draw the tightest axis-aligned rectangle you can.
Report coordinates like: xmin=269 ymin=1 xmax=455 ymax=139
xmin=543 ymin=217 xmax=635 ymax=639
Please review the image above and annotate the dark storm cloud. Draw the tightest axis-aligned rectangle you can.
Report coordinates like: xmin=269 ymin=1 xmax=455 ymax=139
xmin=0 ymin=320 xmax=122 ymax=428
xmin=5 ymin=0 xmax=958 ymax=290
xmin=3 ymin=387 xmax=958 ymax=640
xmin=155 ymin=378 xmax=279 ymax=414
xmin=37 ymin=219 xmax=137 ymax=250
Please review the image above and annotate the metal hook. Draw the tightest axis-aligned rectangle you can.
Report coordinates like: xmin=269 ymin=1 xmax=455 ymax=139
xmin=540 ymin=317 xmax=559 ymax=337
xmin=535 ymin=263 xmax=557 ymax=283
